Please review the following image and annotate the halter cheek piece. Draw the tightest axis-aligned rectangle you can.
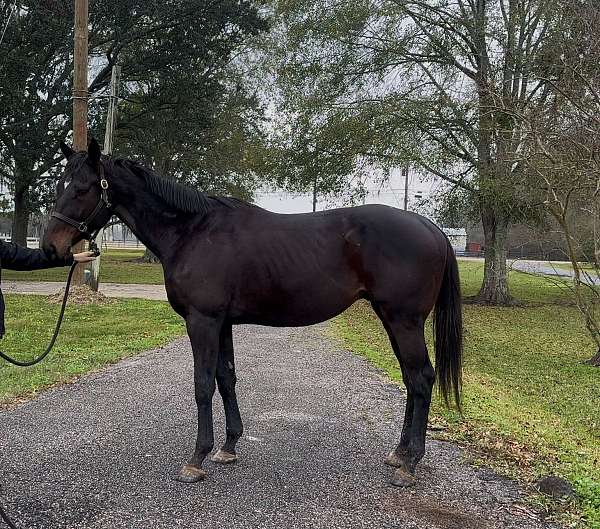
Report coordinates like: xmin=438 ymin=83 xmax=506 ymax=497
xmin=51 ymin=164 xmax=113 ymax=252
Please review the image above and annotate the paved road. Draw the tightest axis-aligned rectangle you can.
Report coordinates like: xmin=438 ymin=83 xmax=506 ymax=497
xmin=460 ymin=257 xmax=600 ymax=286
xmin=0 ymin=326 xmax=553 ymax=529
xmin=510 ymin=260 xmax=600 ymax=285
xmin=3 ymin=281 xmax=168 ymax=300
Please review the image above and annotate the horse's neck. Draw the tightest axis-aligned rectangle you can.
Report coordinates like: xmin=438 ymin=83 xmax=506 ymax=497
xmin=111 ymin=180 xmax=181 ymax=262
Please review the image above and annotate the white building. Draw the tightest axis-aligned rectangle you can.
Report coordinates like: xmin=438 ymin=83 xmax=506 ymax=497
xmin=442 ymin=228 xmax=467 ymax=253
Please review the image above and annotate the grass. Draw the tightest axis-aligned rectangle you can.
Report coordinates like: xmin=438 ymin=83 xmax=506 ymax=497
xmin=3 ymin=253 xmax=598 ymax=524
xmin=332 ymin=260 xmax=600 ymax=528
xmin=463 ymin=259 xmax=575 ymax=304
xmin=2 ymin=249 xmax=164 ymax=284
xmin=0 ymin=294 xmax=185 ymax=405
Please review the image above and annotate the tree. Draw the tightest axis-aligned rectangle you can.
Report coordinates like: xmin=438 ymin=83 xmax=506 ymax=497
xmin=108 ymin=38 xmax=268 ymax=262
xmin=262 ymin=0 xmax=571 ymax=304
xmin=115 ymin=74 xmax=268 ymax=262
xmin=113 ymin=72 xmax=265 ymax=198
xmin=523 ymin=0 xmax=600 ymax=365
xmin=261 ymin=110 xmax=373 ymax=207
xmin=0 ymin=0 xmax=267 ymax=245
xmin=0 ymin=1 xmax=72 ymax=244
xmin=527 ymin=125 xmax=600 ymax=365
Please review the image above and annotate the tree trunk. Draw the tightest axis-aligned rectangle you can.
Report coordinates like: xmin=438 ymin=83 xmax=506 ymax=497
xmin=587 ymin=348 xmax=600 ymax=367
xmin=11 ymin=181 xmax=31 ymax=246
xmin=139 ymin=248 xmax=161 ymax=264
xmin=477 ymin=204 xmax=512 ymax=304
xmin=155 ymin=158 xmax=171 ymax=178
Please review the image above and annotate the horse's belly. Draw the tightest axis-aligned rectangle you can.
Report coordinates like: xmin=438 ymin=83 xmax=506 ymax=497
xmin=231 ymin=282 xmax=363 ymax=327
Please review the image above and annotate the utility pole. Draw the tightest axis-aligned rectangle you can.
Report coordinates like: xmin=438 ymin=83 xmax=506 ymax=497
xmin=87 ymin=65 xmax=120 ymax=292
xmin=403 ymin=165 xmax=409 ymax=211
xmin=312 ymin=176 xmax=317 ymax=212
xmin=72 ymin=0 xmax=89 ymax=286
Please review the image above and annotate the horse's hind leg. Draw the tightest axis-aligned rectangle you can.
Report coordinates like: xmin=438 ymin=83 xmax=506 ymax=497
xmin=383 ymin=365 xmax=413 ymax=468
xmin=211 ymin=322 xmax=243 ymax=464
xmin=377 ymin=309 xmax=435 ymax=487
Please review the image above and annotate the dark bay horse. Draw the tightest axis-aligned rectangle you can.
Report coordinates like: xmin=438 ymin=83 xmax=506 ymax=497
xmin=43 ymin=139 xmax=462 ymax=487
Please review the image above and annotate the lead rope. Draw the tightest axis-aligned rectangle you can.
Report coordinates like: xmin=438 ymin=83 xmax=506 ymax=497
xmin=0 ymin=261 xmax=77 ymax=367
xmin=0 ymin=503 xmax=18 ymax=529
xmin=0 ymin=250 xmax=96 ymax=528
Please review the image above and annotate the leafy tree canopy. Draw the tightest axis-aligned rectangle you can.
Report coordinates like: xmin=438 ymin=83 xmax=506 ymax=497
xmin=0 ymin=0 xmax=268 ymax=243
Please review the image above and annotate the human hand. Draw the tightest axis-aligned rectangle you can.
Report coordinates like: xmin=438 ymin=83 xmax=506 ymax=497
xmin=73 ymin=251 xmax=97 ymax=263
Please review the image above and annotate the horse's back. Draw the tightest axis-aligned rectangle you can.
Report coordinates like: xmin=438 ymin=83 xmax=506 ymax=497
xmin=252 ymin=203 xmax=442 ymax=244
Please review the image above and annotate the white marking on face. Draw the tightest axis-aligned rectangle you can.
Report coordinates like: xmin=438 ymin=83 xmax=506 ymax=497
xmin=63 ymin=179 xmax=71 ymax=190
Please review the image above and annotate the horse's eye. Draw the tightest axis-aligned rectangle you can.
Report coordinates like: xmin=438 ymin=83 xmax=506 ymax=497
xmin=71 ymin=182 xmax=92 ymax=197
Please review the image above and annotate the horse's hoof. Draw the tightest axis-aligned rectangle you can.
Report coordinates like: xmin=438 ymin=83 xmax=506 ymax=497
xmin=391 ymin=468 xmax=416 ymax=487
xmin=176 ymin=464 xmax=208 ymax=483
xmin=384 ymin=451 xmax=404 ymax=468
xmin=210 ymin=450 xmax=238 ymax=464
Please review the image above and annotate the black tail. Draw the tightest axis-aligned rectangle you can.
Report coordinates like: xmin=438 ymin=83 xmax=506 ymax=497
xmin=433 ymin=239 xmax=463 ymax=409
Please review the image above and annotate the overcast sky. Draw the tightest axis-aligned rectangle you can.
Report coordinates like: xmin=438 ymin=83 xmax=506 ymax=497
xmin=255 ymin=167 xmax=441 ymax=216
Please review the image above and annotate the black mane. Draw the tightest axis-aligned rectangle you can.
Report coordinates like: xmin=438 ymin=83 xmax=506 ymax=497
xmin=114 ymin=159 xmax=255 ymax=215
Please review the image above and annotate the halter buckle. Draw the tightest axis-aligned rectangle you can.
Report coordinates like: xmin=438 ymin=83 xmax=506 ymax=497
xmin=100 ymin=179 xmax=109 ymax=190
xmin=78 ymin=223 xmax=88 ymax=234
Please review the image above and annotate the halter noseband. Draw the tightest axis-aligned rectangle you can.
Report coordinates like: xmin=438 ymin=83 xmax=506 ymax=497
xmin=51 ymin=163 xmax=113 ymax=242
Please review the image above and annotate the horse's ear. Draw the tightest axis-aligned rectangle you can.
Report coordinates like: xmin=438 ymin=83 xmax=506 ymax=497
xmin=88 ymin=137 xmax=102 ymax=167
xmin=60 ymin=142 xmax=75 ymax=160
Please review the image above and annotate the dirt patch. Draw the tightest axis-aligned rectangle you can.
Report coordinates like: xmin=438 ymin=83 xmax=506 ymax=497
xmin=381 ymin=495 xmax=491 ymax=529
xmin=47 ymin=286 xmax=115 ymax=305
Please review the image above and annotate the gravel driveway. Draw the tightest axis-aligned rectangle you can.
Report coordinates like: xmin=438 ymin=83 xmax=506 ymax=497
xmin=3 ymin=281 xmax=168 ymax=300
xmin=0 ymin=325 xmax=555 ymax=529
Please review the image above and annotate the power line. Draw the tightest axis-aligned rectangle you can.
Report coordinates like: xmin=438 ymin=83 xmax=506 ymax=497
xmin=257 ymin=188 xmax=428 ymax=196
xmin=0 ymin=0 xmax=18 ymax=49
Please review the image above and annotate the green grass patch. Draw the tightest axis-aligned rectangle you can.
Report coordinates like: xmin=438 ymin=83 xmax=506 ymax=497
xmin=0 ymin=294 xmax=185 ymax=405
xmin=2 ymin=249 xmax=164 ymax=284
xmin=332 ymin=261 xmax=600 ymax=528
xmin=460 ymin=259 xmax=577 ymax=304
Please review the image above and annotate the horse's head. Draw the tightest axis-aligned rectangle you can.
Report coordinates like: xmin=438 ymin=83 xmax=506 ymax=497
xmin=42 ymin=138 xmax=113 ymax=260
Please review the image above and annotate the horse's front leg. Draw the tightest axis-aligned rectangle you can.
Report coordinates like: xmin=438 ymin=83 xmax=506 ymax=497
xmin=211 ymin=322 xmax=243 ymax=464
xmin=177 ymin=311 xmax=222 ymax=483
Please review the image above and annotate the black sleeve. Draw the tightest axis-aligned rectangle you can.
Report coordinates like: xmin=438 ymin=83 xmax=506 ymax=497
xmin=0 ymin=241 xmax=74 ymax=271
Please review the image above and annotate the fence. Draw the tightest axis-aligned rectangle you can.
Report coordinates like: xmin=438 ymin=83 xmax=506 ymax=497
xmin=0 ymin=236 xmax=145 ymax=251
xmin=0 ymin=234 xmax=573 ymax=262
